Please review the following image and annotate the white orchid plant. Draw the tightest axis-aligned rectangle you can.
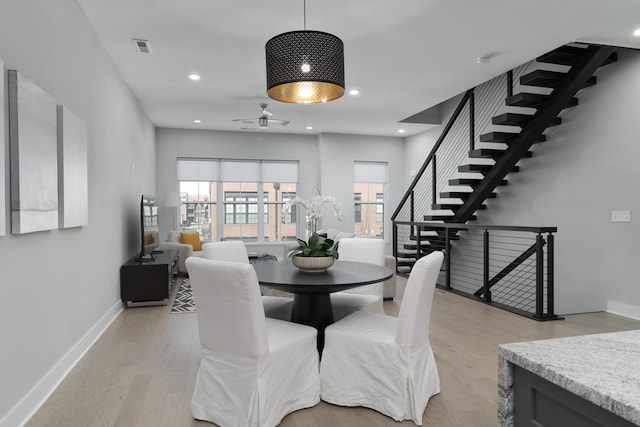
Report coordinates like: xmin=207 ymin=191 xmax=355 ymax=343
xmin=283 ymin=194 xmax=343 ymax=257
xmin=282 ymin=194 xmax=343 ymax=228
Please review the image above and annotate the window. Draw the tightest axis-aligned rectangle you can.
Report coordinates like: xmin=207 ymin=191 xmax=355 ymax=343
xmin=354 ymin=193 xmax=362 ymax=223
xmin=224 ymin=191 xmax=269 ymax=224
xmin=282 ymin=192 xmax=297 ymax=224
xmin=353 ymin=162 xmax=387 ymax=237
xmin=179 ymin=181 xmax=216 ymax=241
xmin=376 ymin=193 xmax=384 ymax=223
xmin=177 ymin=159 xmax=298 ymax=242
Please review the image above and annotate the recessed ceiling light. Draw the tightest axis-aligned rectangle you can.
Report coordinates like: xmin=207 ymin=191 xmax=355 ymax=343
xmin=398 ymin=129 xmax=405 ymax=134
xmin=194 ymin=119 xmax=202 ymax=124
xmin=188 ymin=73 xmax=201 ymax=81
xmin=634 ymin=28 xmax=640 ymax=37
xmin=349 ymin=89 xmax=360 ymax=96
xmin=306 ymin=126 xmax=313 ymax=130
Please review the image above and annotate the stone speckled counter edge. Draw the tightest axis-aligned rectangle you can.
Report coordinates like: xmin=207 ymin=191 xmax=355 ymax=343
xmin=497 ymin=329 xmax=640 ymax=426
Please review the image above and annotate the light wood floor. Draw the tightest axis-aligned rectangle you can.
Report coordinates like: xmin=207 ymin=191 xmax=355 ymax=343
xmin=27 ymin=277 xmax=640 ymax=427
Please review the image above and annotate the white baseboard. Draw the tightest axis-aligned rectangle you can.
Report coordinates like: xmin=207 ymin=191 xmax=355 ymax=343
xmin=606 ymin=300 xmax=640 ymax=321
xmin=0 ymin=301 xmax=123 ymax=427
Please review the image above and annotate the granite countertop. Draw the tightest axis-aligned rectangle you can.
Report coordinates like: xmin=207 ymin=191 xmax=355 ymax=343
xmin=498 ymin=329 xmax=640 ymax=426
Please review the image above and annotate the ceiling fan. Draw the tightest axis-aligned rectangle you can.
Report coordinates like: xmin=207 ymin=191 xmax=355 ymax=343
xmin=233 ymin=103 xmax=290 ymax=129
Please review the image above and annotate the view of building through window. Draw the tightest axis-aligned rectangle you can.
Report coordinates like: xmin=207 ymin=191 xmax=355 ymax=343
xmin=353 ymin=161 xmax=387 ymax=237
xmin=178 ymin=180 xmax=297 ymax=242
xmin=353 ymin=183 xmax=384 ymax=237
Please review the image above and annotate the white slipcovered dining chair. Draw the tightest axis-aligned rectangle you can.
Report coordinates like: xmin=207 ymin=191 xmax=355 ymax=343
xmin=202 ymin=241 xmax=293 ymax=321
xmin=320 ymin=251 xmax=445 ymax=425
xmin=186 ymin=257 xmax=320 ymax=427
xmin=330 ymin=237 xmax=386 ymax=321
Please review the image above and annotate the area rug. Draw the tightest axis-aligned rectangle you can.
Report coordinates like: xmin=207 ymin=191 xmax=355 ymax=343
xmin=171 ymin=278 xmax=196 ymax=313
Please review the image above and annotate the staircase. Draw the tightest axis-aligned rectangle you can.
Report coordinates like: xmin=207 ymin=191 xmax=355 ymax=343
xmin=392 ymin=44 xmax=617 ymax=275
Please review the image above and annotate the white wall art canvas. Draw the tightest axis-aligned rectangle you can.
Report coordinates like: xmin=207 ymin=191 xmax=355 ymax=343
xmin=0 ymin=59 xmax=6 ymax=236
xmin=8 ymin=70 xmax=58 ymax=234
xmin=57 ymin=106 xmax=88 ymax=228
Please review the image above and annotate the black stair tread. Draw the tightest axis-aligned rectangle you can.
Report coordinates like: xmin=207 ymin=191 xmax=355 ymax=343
xmin=520 ymin=70 xmax=597 ymax=88
xmin=403 ymin=244 xmax=440 ymax=252
xmin=396 ymin=260 xmax=416 ymax=267
xmin=492 ymin=113 xmax=561 ymax=127
xmin=440 ymin=191 xmax=497 ymax=199
xmin=537 ymin=45 xmax=617 ymax=67
xmin=458 ymin=164 xmax=520 ymax=173
xmin=506 ymin=93 xmax=578 ymax=109
xmin=423 ymin=214 xmax=477 ymax=221
xmin=469 ymin=148 xmax=533 ymax=159
xmin=479 ymin=132 xmax=546 ymax=143
xmin=421 ymin=215 xmax=450 ymax=221
xmin=448 ymin=178 xmax=508 ymax=187
xmin=396 ymin=254 xmax=417 ymax=259
xmin=432 ymin=203 xmax=487 ymax=210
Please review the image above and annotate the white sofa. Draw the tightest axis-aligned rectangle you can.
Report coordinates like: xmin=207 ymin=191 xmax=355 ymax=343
xmin=158 ymin=231 xmax=298 ymax=274
xmin=158 ymin=230 xmax=203 ymax=273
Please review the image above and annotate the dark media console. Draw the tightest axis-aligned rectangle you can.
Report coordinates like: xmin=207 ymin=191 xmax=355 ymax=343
xmin=120 ymin=249 xmax=178 ymax=307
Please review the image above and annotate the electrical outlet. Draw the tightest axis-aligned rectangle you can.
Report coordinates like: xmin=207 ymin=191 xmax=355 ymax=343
xmin=611 ymin=210 xmax=631 ymax=223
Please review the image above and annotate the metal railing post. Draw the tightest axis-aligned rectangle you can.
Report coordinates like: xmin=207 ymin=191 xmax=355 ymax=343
xmin=416 ymin=222 xmax=422 ymax=261
xmin=483 ymin=229 xmax=491 ymax=302
xmin=507 ymin=70 xmax=513 ymax=98
xmin=431 ymin=156 xmax=437 ymax=203
xmin=445 ymin=226 xmax=451 ymax=289
xmin=546 ymin=232 xmax=555 ymax=317
xmin=393 ymin=222 xmax=398 ymax=259
xmin=410 ymin=191 xmax=415 ymax=237
xmin=469 ymin=90 xmax=475 ymax=151
xmin=535 ymin=233 xmax=544 ymax=318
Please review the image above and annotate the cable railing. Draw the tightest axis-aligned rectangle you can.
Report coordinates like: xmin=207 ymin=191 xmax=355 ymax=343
xmin=394 ymin=221 xmax=559 ymax=320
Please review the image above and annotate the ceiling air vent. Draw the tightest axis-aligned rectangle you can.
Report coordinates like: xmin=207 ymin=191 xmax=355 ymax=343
xmin=132 ymin=39 xmax=152 ymax=54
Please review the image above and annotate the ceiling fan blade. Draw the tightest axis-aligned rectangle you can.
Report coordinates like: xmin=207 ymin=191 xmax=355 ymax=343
xmin=269 ymin=119 xmax=289 ymax=126
xmin=232 ymin=118 xmax=258 ymax=123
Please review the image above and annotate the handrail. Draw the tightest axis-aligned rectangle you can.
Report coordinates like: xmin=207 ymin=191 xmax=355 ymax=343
xmin=390 ymin=89 xmax=473 ymax=221
xmin=394 ymin=221 xmax=557 ymax=234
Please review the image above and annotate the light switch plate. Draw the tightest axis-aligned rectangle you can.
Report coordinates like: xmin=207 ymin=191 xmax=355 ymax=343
xmin=611 ymin=210 xmax=631 ymax=223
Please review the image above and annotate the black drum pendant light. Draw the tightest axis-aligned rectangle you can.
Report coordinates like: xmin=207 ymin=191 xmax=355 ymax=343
xmin=265 ymin=0 xmax=344 ymax=104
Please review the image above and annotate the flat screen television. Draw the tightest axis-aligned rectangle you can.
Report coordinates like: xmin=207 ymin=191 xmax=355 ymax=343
xmin=138 ymin=194 xmax=160 ymax=261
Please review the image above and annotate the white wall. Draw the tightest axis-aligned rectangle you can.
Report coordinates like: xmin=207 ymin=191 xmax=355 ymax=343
xmin=404 ymin=94 xmax=464 ymax=188
xmin=0 ymin=1 xmax=155 ymax=425
xmin=475 ymin=49 xmax=640 ymax=316
xmin=317 ymin=133 xmax=404 ymax=249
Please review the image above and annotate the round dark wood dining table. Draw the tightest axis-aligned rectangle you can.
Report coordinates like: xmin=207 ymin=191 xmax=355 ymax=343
xmin=252 ymin=260 xmax=393 ymax=353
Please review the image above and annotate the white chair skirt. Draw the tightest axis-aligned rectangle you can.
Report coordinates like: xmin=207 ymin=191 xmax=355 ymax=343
xmin=320 ymin=311 xmax=440 ymax=425
xmin=192 ymin=318 xmax=320 ymax=427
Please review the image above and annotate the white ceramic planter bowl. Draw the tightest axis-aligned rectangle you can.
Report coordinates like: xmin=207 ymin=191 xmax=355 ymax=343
xmin=291 ymin=255 xmax=335 ymax=273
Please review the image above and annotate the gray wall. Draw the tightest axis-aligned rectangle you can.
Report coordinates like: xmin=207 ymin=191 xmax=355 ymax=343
xmin=474 ymin=50 xmax=640 ymax=316
xmin=156 ymin=130 xmax=405 ymax=252
xmin=0 ymin=1 xmax=155 ymax=425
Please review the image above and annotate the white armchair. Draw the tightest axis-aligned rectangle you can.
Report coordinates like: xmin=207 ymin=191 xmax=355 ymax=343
xmin=320 ymin=251 xmax=444 ymax=425
xmin=201 ymin=241 xmax=293 ymax=321
xmin=330 ymin=237 xmax=387 ymax=321
xmin=186 ymin=257 xmax=320 ymax=426
xmin=321 ymin=229 xmax=397 ymax=299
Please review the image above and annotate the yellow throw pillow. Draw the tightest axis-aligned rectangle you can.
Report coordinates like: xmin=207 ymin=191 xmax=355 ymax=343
xmin=180 ymin=232 xmax=202 ymax=251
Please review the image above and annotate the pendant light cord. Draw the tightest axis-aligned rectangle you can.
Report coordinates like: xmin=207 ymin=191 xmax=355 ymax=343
xmin=303 ymin=0 xmax=306 ymax=30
